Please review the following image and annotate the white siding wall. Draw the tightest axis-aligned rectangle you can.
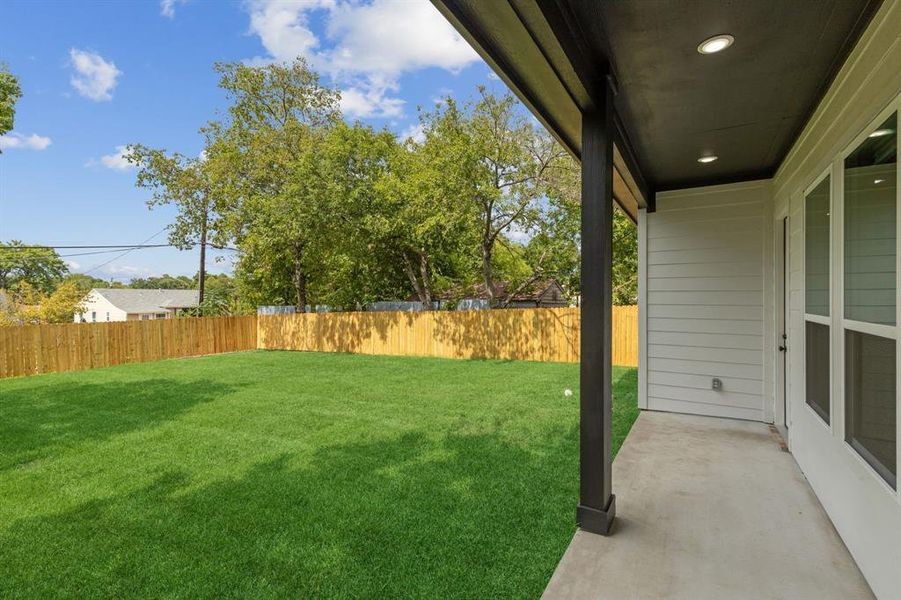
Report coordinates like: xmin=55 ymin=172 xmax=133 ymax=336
xmin=771 ymin=1 xmax=901 ymax=596
xmin=74 ymin=291 xmax=127 ymax=323
xmin=640 ymin=180 xmax=770 ymax=421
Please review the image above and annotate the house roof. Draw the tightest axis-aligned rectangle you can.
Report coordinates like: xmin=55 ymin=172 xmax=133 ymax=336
xmin=431 ymin=0 xmax=881 ymax=198
xmin=92 ymin=288 xmax=199 ymax=313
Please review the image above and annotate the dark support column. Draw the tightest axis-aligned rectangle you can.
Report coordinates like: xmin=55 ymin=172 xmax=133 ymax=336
xmin=577 ymin=79 xmax=616 ymax=536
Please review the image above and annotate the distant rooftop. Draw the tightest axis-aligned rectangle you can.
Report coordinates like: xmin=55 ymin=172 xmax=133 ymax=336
xmin=92 ymin=288 xmax=199 ymax=314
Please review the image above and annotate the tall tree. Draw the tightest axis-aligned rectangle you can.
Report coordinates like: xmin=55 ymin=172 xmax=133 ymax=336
xmin=611 ymin=205 xmax=638 ymax=305
xmin=0 ymin=63 xmax=22 ymax=140
xmin=64 ymin=273 xmax=117 ymax=293
xmin=21 ymin=281 xmax=86 ymax=324
xmin=204 ymin=58 xmax=341 ymax=311
xmin=0 ymin=241 xmax=68 ymax=294
xmin=126 ymin=146 xmax=217 ymax=303
xmin=464 ymin=87 xmax=570 ymax=306
xmin=127 ymin=274 xmax=195 ymax=290
xmin=312 ymin=121 xmax=410 ymax=308
xmin=375 ymin=101 xmax=480 ymax=307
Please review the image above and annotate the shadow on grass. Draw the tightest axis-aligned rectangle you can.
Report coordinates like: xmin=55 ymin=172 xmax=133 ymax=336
xmin=0 ymin=378 xmax=239 ymax=471
xmin=0 ymin=426 xmax=580 ymax=598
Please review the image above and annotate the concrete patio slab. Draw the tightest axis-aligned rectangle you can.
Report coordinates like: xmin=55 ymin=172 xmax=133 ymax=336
xmin=543 ymin=412 xmax=873 ymax=600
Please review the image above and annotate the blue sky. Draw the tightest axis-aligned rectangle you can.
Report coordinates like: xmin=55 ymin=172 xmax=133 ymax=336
xmin=0 ymin=0 xmax=497 ymax=281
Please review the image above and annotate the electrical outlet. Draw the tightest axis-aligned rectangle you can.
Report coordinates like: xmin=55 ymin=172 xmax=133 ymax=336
xmin=712 ymin=378 xmax=723 ymax=391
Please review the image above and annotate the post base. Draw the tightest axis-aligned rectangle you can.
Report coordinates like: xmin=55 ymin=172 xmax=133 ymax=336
xmin=577 ymin=495 xmax=616 ymax=536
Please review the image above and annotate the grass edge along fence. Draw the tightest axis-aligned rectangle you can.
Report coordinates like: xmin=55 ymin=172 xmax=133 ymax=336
xmin=0 ymin=306 xmax=638 ymax=379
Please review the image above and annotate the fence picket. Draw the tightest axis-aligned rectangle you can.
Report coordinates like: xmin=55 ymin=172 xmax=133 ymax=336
xmin=0 ymin=307 xmax=637 ymax=379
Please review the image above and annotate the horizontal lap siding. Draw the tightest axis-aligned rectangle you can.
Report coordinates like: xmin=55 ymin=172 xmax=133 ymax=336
xmin=645 ymin=181 xmax=768 ymax=420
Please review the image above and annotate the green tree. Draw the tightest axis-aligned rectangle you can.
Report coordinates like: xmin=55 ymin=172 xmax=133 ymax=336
xmin=611 ymin=205 xmax=638 ymax=305
xmin=374 ymin=102 xmax=480 ymax=307
xmin=312 ymin=122 xmax=410 ymax=308
xmin=205 ymin=58 xmax=341 ymax=311
xmin=533 ymin=151 xmax=639 ymax=305
xmin=33 ymin=280 xmax=86 ymax=324
xmin=64 ymin=273 xmax=116 ymax=293
xmin=0 ymin=63 xmax=22 ymax=139
xmin=198 ymin=273 xmax=250 ymax=316
xmin=126 ymin=146 xmax=218 ymax=304
xmin=0 ymin=241 xmax=68 ymax=294
xmin=463 ymin=88 xmax=570 ymax=306
xmin=128 ymin=274 xmax=195 ymax=290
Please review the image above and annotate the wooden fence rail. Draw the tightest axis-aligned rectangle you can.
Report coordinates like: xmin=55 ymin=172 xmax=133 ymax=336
xmin=258 ymin=306 xmax=638 ymax=367
xmin=0 ymin=307 xmax=638 ymax=379
xmin=0 ymin=316 xmax=258 ymax=379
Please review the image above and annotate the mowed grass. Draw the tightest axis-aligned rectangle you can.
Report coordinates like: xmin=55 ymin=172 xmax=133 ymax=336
xmin=0 ymin=351 xmax=638 ymax=598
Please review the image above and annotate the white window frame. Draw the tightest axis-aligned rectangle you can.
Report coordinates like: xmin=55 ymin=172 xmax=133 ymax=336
xmin=836 ymin=96 xmax=900 ymax=497
xmin=803 ymin=166 xmax=834 ymax=430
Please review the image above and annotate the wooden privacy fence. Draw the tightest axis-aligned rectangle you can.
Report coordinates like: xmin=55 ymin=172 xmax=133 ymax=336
xmin=0 ymin=316 xmax=257 ymax=379
xmin=258 ymin=306 xmax=638 ymax=367
xmin=0 ymin=307 xmax=638 ymax=379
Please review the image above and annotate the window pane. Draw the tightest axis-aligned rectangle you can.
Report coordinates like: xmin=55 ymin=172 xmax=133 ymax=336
xmin=805 ymin=321 xmax=830 ymax=423
xmin=844 ymin=113 xmax=897 ymax=326
xmin=805 ymin=176 xmax=830 ymax=316
xmin=845 ymin=329 xmax=896 ymax=489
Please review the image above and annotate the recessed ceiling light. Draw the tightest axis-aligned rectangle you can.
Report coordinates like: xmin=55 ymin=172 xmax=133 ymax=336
xmin=698 ymin=155 xmax=718 ymax=163
xmin=697 ymin=34 xmax=734 ymax=55
xmin=868 ymin=128 xmax=894 ymax=138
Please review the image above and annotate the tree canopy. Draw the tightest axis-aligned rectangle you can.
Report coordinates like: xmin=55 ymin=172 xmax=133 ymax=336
xmin=0 ymin=241 xmax=68 ymax=295
xmin=0 ymin=63 xmax=22 ymax=139
xmin=0 ymin=57 xmax=637 ymax=326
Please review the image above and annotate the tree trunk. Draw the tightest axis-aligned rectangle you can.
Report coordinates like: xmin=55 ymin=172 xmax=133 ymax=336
xmin=418 ymin=250 xmax=433 ymax=308
xmin=292 ymin=241 xmax=307 ymax=312
xmin=402 ymin=251 xmax=433 ymax=309
xmin=197 ymin=215 xmax=208 ymax=307
xmin=481 ymin=241 xmax=496 ymax=307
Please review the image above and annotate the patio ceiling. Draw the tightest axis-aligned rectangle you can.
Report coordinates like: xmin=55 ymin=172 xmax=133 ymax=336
xmin=432 ymin=0 xmax=881 ymax=209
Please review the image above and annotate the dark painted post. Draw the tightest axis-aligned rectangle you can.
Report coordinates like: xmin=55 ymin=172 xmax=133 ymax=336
xmin=577 ymin=78 xmax=616 ymax=535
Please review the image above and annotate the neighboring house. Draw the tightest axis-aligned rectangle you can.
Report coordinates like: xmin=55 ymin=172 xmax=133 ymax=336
xmin=435 ymin=0 xmax=900 ymax=596
xmin=410 ymin=279 xmax=570 ymax=310
xmin=74 ymin=288 xmax=199 ymax=323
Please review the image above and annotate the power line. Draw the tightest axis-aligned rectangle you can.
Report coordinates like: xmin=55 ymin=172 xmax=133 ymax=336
xmin=1 ymin=243 xmax=240 ymax=257
xmin=81 ymin=229 xmax=169 ymax=276
xmin=59 ymin=248 xmax=148 ymax=258
xmin=1 ymin=244 xmax=174 ymax=250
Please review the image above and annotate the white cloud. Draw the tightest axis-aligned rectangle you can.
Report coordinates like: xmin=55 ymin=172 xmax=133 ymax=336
xmin=101 ymin=264 xmax=154 ymax=278
xmin=69 ymin=49 xmax=122 ymax=101
xmin=245 ymin=0 xmax=480 ymax=118
xmin=160 ymin=0 xmax=187 ymax=18
xmin=506 ymin=225 xmax=533 ymax=245
xmin=248 ymin=0 xmax=332 ymax=63
xmin=66 ymin=260 xmax=80 ymax=270
xmin=340 ymin=86 xmax=404 ymax=118
xmin=0 ymin=132 xmax=52 ymax=151
xmin=87 ymin=145 xmax=134 ymax=171
xmin=398 ymin=122 xmax=424 ymax=143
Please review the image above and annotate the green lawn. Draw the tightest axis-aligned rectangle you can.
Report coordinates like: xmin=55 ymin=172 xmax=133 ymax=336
xmin=0 ymin=351 xmax=638 ymax=598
